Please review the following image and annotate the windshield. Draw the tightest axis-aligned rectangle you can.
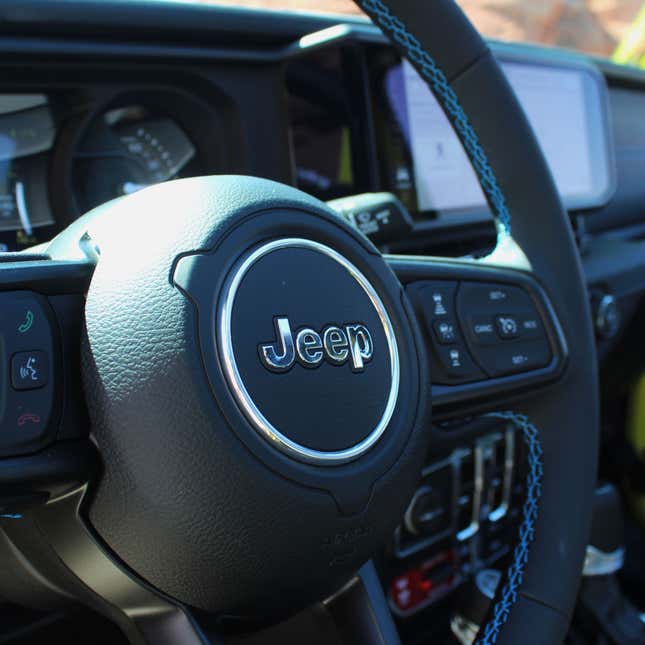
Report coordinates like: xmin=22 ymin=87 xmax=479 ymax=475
xmin=200 ymin=0 xmax=645 ymax=65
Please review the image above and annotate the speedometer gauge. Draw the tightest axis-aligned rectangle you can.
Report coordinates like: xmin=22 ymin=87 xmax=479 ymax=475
xmin=72 ymin=104 xmax=199 ymax=213
xmin=118 ymin=118 xmax=195 ymax=191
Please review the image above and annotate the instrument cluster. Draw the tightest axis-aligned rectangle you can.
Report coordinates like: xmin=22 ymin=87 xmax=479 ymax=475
xmin=0 ymin=89 xmax=222 ymax=252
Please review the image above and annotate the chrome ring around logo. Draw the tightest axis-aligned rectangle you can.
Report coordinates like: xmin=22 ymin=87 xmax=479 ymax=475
xmin=217 ymin=238 xmax=400 ymax=466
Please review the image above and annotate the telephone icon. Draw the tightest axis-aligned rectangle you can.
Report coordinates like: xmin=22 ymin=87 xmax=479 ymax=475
xmin=18 ymin=310 xmax=34 ymax=334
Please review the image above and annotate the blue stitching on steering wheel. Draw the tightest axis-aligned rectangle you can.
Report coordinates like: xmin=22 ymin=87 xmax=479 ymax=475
xmin=354 ymin=1 xmax=543 ymax=639
xmin=476 ymin=412 xmax=544 ymax=644
xmin=356 ymin=0 xmax=513 ymax=237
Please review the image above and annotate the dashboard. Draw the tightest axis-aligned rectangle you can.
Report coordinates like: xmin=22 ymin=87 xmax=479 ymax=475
xmin=0 ymin=21 xmax=628 ymax=257
xmin=2 ymin=2 xmax=645 ymax=641
xmin=1 ymin=23 xmax=629 ymax=263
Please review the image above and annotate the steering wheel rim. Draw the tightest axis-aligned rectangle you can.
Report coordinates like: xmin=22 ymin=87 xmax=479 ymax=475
xmin=358 ymin=0 xmax=599 ymax=642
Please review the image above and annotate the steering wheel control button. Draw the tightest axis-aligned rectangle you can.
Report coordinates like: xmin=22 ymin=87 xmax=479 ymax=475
xmin=418 ymin=283 xmax=456 ymax=319
xmin=0 ymin=292 xmax=57 ymax=457
xmin=435 ymin=343 xmax=484 ymax=382
xmin=6 ymin=390 xmax=50 ymax=443
xmin=408 ymin=281 xmax=485 ymax=384
xmin=220 ymin=238 xmax=400 ymax=465
xmin=468 ymin=316 xmax=497 ymax=346
xmin=455 ymin=281 xmax=555 ymax=378
xmin=459 ymin=283 xmax=533 ymax=311
xmin=476 ymin=340 xmax=552 ymax=377
xmin=11 ymin=351 xmax=49 ymax=390
xmin=433 ymin=320 xmax=457 ymax=345
xmin=519 ymin=314 xmax=543 ymax=339
xmin=413 ymin=282 xmax=487 ymax=384
xmin=495 ymin=315 xmax=519 ymax=339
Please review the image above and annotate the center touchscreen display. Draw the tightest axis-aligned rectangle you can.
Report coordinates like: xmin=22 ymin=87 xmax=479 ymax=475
xmin=379 ymin=57 xmax=613 ymax=214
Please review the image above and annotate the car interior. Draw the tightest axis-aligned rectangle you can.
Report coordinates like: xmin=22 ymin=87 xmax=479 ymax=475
xmin=0 ymin=1 xmax=644 ymax=644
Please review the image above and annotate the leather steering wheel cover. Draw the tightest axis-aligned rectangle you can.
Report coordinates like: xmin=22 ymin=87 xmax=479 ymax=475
xmin=356 ymin=0 xmax=600 ymax=642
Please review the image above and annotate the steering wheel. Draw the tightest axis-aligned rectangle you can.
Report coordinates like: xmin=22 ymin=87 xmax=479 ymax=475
xmin=0 ymin=1 xmax=598 ymax=644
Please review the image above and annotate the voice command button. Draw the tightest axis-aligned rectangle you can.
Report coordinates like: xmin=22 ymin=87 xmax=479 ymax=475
xmin=11 ymin=351 xmax=49 ymax=390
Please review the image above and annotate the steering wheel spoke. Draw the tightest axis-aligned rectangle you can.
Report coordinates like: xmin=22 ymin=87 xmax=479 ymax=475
xmin=387 ymin=255 xmax=568 ymax=414
xmin=224 ymin=562 xmax=400 ymax=645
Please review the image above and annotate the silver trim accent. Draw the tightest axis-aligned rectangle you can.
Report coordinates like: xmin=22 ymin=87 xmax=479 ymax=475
xmin=489 ymin=428 xmax=515 ymax=523
xmin=583 ymin=545 xmax=625 ymax=577
xmin=403 ymin=485 xmax=444 ymax=536
xmin=393 ymin=452 xmax=462 ymax=559
xmin=457 ymin=442 xmax=484 ymax=542
xmin=450 ymin=615 xmax=480 ymax=645
xmin=15 ymin=180 xmax=33 ymax=236
xmin=393 ymin=425 xmax=521 ymax=560
xmin=218 ymin=238 xmax=400 ymax=465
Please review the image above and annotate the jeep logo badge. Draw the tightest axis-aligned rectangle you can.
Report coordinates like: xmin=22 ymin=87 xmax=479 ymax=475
xmin=218 ymin=237 xmax=400 ymax=465
xmin=259 ymin=317 xmax=374 ymax=372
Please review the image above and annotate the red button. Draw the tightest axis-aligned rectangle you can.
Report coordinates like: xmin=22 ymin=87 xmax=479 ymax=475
xmin=390 ymin=550 xmax=459 ymax=613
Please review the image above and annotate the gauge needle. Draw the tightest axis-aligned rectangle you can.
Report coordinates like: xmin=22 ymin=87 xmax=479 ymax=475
xmin=15 ymin=181 xmax=33 ymax=237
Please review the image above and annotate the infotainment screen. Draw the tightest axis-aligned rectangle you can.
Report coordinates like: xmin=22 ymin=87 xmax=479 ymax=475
xmin=376 ymin=55 xmax=614 ymax=214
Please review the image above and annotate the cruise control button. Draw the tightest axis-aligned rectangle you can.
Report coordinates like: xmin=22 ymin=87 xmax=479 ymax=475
xmin=495 ymin=315 xmax=519 ymax=339
xmin=519 ymin=314 xmax=543 ymax=339
xmin=433 ymin=320 xmax=457 ymax=344
xmin=468 ymin=316 xmax=497 ymax=345
xmin=476 ymin=340 xmax=552 ymax=377
xmin=458 ymin=282 xmax=534 ymax=311
xmin=11 ymin=351 xmax=48 ymax=390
